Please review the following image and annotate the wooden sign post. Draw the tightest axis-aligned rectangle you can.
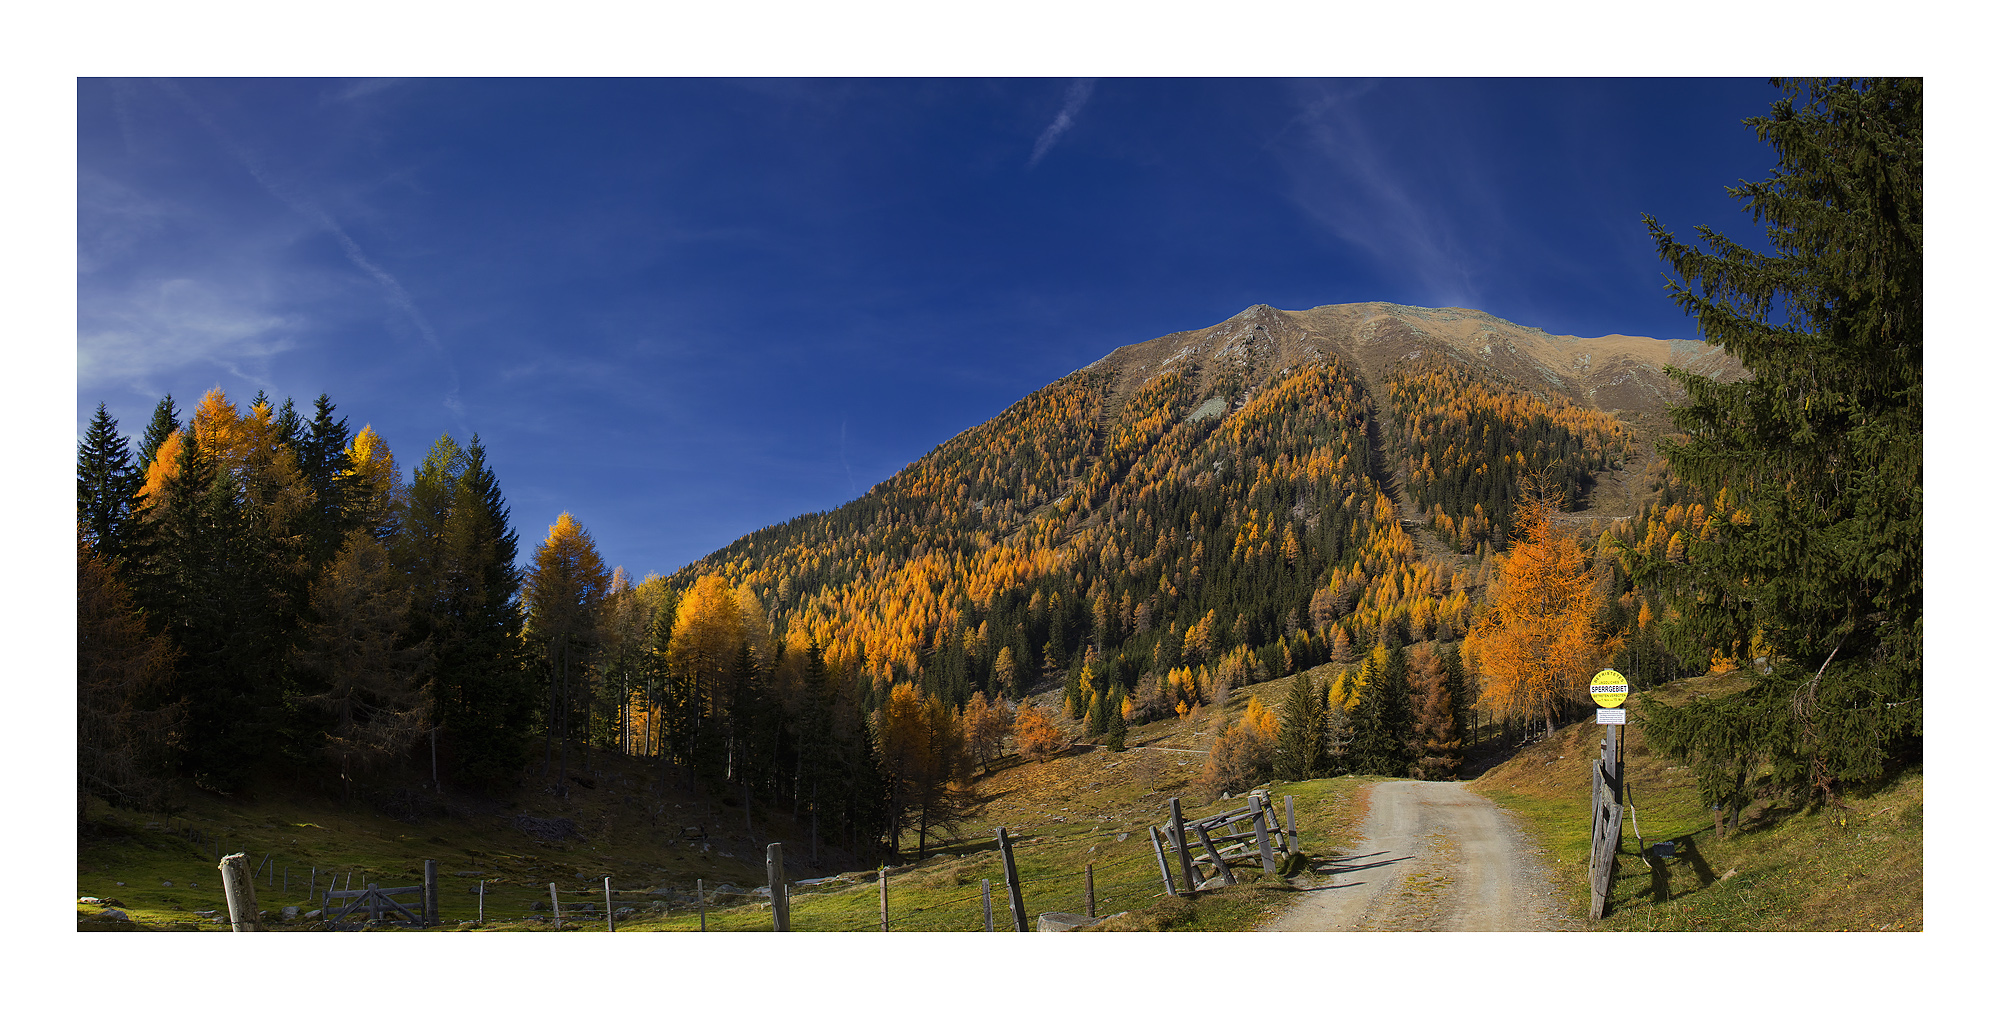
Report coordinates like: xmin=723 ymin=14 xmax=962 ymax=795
xmin=1587 ymin=669 xmax=1628 ymax=920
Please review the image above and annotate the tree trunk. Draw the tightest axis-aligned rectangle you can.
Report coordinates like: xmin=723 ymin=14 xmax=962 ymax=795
xmin=557 ymin=638 xmax=570 ymax=796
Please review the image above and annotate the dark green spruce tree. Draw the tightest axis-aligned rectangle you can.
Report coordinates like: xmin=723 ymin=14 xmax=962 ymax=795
xmin=1348 ymin=646 xmax=1413 ymax=778
xmin=398 ymin=434 xmax=533 ymax=787
xmin=136 ymin=394 xmax=179 ymax=473
xmin=129 ymin=436 xmax=286 ymax=790
xmin=1274 ymin=670 xmax=1327 ymax=780
xmin=296 ymin=394 xmax=356 ymax=574
xmin=78 ymin=403 xmax=141 ymax=559
xmin=1638 ymin=78 xmax=1922 ymax=806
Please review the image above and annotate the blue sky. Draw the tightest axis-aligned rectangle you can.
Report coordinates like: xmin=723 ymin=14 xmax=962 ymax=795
xmin=79 ymin=77 xmax=1789 ymax=578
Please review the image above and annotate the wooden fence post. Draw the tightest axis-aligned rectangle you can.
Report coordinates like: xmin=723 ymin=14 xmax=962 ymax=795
xmin=478 ymin=880 xmax=485 ymax=924
xmin=766 ymin=843 xmax=790 ymax=932
xmin=423 ymin=859 xmax=438 ymax=927
xmin=696 ymin=878 xmax=706 ymax=932
xmin=982 ymin=879 xmax=994 ymax=932
xmin=1149 ymin=827 xmax=1178 ymax=896
xmin=1252 ymin=795 xmax=1276 ymax=874
xmin=605 ymin=876 xmax=615 ymax=932
xmin=878 ymin=865 xmax=889 ymax=932
xmin=1168 ymin=798 xmax=1195 ymax=893
xmin=996 ymin=828 xmax=1028 ymax=932
xmin=1285 ymin=795 xmax=1297 ymax=857
xmin=217 ymin=853 xmax=268 ymax=932
xmin=1085 ymin=863 xmax=1095 ymax=919
xmin=550 ymin=882 xmax=562 ymax=930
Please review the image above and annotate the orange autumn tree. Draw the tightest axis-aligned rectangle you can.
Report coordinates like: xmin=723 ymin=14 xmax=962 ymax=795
xmin=1464 ymin=484 xmax=1613 ymax=737
xmin=523 ymin=512 xmax=611 ymax=790
xmin=874 ymin=681 xmax=972 ymax=858
xmin=1012 ymin=700 xmax=1065 ymax=762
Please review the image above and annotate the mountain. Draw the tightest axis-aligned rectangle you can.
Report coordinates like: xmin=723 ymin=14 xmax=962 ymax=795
xmin=667 ymin=302 xmax=1736 ymax=718
xmin=1088 ymin=302 xmax=1742 ymax=426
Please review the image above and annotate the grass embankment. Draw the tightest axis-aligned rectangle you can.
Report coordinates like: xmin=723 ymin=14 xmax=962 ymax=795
xmin=625 ymin=669 xmax=1372 ymax=932
xmin=78 ymin=667 xmax=1376 ymax=933
xmin=1469 ymin=666 xmax=1922 ymax=931
xmin=77 ymin=748 xmax=821 ymax=932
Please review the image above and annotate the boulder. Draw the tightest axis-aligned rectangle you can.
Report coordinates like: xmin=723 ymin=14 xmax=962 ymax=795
xmin=304 ymin=909 xmax=323 ymax=920
xmin=282 ymin=906 xmax=299 ymax=920
xmin=97 ymin=908 xmax=129 ymax=921
xmin=1036 ymin=912 xmax=1094 ymax=932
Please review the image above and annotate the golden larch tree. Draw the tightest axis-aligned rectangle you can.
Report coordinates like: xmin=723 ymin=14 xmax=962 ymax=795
xmin=1464 ymin=487 xmax=1612 ymax=737
xmin=523 ymin=512 xmax=611 ymax=788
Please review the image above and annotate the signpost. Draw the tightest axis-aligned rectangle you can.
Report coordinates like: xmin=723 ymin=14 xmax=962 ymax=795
xmin=1587 ymin=669 xmax=1627 ymax=920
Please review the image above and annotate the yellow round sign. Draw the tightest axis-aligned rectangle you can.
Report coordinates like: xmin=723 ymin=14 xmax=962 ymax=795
xmin=1589 ymin=669 xmax=1629 ymax=708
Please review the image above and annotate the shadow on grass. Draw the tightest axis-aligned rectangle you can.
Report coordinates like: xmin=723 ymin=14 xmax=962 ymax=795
xmin=1634 ymin=833 xmax=1719 ymax=906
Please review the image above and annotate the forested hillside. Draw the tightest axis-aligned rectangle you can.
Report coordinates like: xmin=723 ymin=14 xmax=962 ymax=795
xmin=75 ymin=304 xmax=1735 ymax=861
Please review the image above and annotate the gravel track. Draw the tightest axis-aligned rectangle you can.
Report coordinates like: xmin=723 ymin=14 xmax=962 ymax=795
xmin=1260 ymin=780 xmax=1580 ymax=931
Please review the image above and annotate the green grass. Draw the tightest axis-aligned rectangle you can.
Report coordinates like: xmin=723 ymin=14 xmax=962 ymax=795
xmin=77 ymin=683 xmax=1380 ymax=933
xmin=613 ymin=760 xmax=1370 ymax=932
xmin=1467 ymin=671 xmax=1922 ymax=931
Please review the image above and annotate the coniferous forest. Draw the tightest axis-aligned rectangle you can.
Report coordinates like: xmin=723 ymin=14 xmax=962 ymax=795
xmin=78 ymin=78 xmax=1919 ymax=864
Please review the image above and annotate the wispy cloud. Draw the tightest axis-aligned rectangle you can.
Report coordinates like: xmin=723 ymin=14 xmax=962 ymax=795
xmin=1276 ymin=81 xmax=1480 ymax=308
xmin=1029 ymin=79 xmax=1096 ymax=168
xmin=325 ymin=78 xmax=407 ymax=105
xmin=153 ymin=79 xmax=465 ymax=418
xmin=80 ymin=277 xmax=299 ymax=389
xmin=78 ymin=171 xmax=176 ymax=275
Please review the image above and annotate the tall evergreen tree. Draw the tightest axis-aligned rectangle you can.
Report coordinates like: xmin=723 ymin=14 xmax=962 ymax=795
xmin=397 ymin=433 xmax=533 ymax=787
xmin=1640 ymin=78 xmax=1922 ymax=803
xmin=297 ymin=394 xmax=356 ymax=573
xmin=1274 ymin=670 xmax=1327 ymax=780
xmin=78 ymin=403 xmax=140 ymax=559
xmin=130 ymin=436 xmax=286 ymax=790
xmin=136 ymin=394 xmax=179 ymax=473
xmin=1348 ymin=647 xmax=1413 ymax=777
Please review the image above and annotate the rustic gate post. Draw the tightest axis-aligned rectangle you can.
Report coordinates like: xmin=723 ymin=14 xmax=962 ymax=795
xmin=1149 ymin=827 xmax=1179 ymax=896
xmin=982 ymin=879 xmax=994 ymax=931
xmin=1251 ymin=795 xmax=1277 ymax=874
xmin=423 ymin=859 xmax=438 ymax=927
xmin=218 ymin=853 xmax=269 ymax=931
xmin=878 ymin=866 xmax=889 ymax=932
xmin=996 ymin=827 xmax=1028 ymax=932
xmin=1284 ymin=795 xmax=1297 ymax=858
xmin=1168 ymin=798 xmax=1195 ymax=893
xmin=766 ymin=843 xmax=790 ymax=932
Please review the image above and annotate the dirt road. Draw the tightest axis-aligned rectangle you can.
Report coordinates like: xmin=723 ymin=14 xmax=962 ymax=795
xmin=1261 ymin=780 xmax=1580 ymax=931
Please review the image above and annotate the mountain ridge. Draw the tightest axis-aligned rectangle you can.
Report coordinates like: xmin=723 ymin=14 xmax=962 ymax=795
xmin=1079 ymin=301 xmax=1744 ymax=425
